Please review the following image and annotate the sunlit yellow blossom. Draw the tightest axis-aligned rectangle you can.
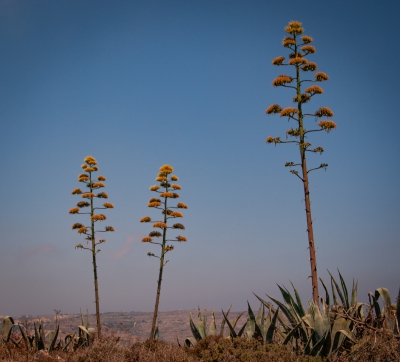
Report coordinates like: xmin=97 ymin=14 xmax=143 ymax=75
xmin=302 ymin=62 xmax=317 ymax=72
xmin=78 ymin=175 xmax=89 ymax=181
xmin=159 ymin=164 xmax=173 ymax=174
xmin=149 ymin=231 xmax=162 ymax=237
xmin=153 ymin=222 xmax=167 ymax=229
xmin=156 ymin=176 xmax=167 ymax=182
xmin=315 ymin=72 xmax=329 ymax=81
xmin=72 ymin=188 xmax=83 ymax=195
xmin=77 ymin=201 xmax=90 ymax=208
xmin=288 ymin=57 xmax=307 ymax=66
xmin=285 ymin=21 xmax=304 ymax=35
xmin=318 ymin=120 xmax=337 ymax=132
xmin=280 ymin=107 xmax=299 ymax=117
xmin=149 ymin=198 xmax=161 ymax=203
xmin=81 ymin=164 xmax=88 ymax=169
xmin=272 ymin=75 xmax=293 ymax=87
xmin=103 ymin=202 xmax=114 ymax=208
xmin=72 ymin=223 xmax=84 ymax=229
xmin=85 ymin=167 xmax=95 ymax=172
xmin=92 ymin=182 xmax=105 ymax=188
xmin=92 ymin=166 xmax=98 ymax=171
xmin=91 ymin=214 xmax=107 ymax=221
xmin=97 ymin=175 xmax=106 ymax=181
xmin=314 ymin=107 xmax=334 ymax=117
xmin=272 ymin=56 xmax=285 ymax=65
xmin=142 ymin=237 xmax=152 ymax=243
xmin=170 ymin=211 xmax=183 ymax=218
xmin=160 ymin=192 xmax=174 ymax=198
xmin=172 ymin=223 xmax=185 ymax=229
xmin=170 ymin=176 xmax=178 ymax=181
xmin=82 ymin=192 xmax=96 ymax=198
xmin=176 ymin=236 xmax=187 ymax=242
xmin=84 ymin=156 xmax=97 ymax=165
xmin=165 ymin=245 xmax=174 ymax=252
xmin=266 ymin=104 xmax=282 ymax=115
xmin=150 ymin=185 xmax=160 ymax=191
xmin=282 ymin=37 xmax=296 ymax=47
xmin=301 ymin=45 xmax=316 ymax=54
xmin=171 ymin=184 xmax=181 ymax=190
xmin=97 ymin=192 xmax=108 ymax=198
xmin=105 ymin=226 xmax=115 ymax=232
xmin=77 ymin=227 xmax=88 ymax=234
xmin=69 ymin=207 xmax=80 ymax=214
xmin=177 ymin=202 xmax=188 ymax=209
xmin=266 ymin=136 xmax=281 ymax=145
xmin=305 ymin=85 xmax=324 ymax=95
xmin=301 ymin=35 xmax=313 ymax=44
xmin=148 ymin=201 xmax=162 ymax=207
xmin=140 ymin=216 xmax=152 ymax=222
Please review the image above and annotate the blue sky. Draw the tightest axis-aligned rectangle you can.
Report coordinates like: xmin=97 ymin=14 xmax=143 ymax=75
xmin=0 ymin=0 xmax=399 ymax=317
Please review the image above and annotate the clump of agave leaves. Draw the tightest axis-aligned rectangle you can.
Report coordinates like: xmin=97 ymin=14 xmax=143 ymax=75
xmin=185 ymin=303 xmax=281 ymax=346
xmin=0 ymin=310 xmax=96 ymax=357
xmin=253 ymin=270 xmax=400 ymax=358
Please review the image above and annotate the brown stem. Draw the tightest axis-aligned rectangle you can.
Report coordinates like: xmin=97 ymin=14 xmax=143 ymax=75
xmin=150 ymin=186 xmax=168 ymax=339
xmin=90 ymin=172 xmax=102 ymax=339
xmin=295 ymin=39 xmax=319 ymax=305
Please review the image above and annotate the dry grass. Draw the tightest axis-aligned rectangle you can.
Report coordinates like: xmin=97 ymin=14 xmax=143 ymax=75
xmin=0 ymin=331 xmax=399 ymax=362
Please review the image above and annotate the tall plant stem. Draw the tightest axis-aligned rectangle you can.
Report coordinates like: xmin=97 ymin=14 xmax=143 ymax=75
xmin=150 ymin=193 xmax=168 ymax=338
xmin=296 ymin=39 xmax=319 ymax=304
xmin=90 ymin=173 xmax=102 ymax=339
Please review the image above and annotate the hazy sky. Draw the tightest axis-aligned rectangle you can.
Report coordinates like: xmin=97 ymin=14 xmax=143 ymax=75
xmin=1 ymin=0 xmax=399 ymax=318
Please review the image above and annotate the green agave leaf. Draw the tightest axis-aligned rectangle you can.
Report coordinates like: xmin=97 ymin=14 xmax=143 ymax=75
xmin=375 ymin=288 xmax=392 ymax=317
xmin=253 ymin=293 xmax=289 ymax=330
xmin=47 ymin=325 xmax=59 ymax=352
xmin=290 ymin=281 xmax=306 ymax=317
xmin=209 ymin=310 xmax=217 ymax=336
xmin=266 ymin=307 xmax=280 ymax=342
xmin=231 ymin=312 xmax=244 ymax=330
xmin=17 ymin=324 xmax=28 ymax=349
xmin=267 ymin=294 xmax=297 ymax=327
xmin=278 ymin=285 xmax=301 ymax=322
xmin=184 ymin=337 xmax=197 ymax=347
xmin=337 ymin=269 xmax=350 ymax=310
xmin=219 ymin=305 xmax=231 ymax=337
xmin=309 ymin=330 xmax=328 ymax=357
xmin=256 ymin=303 xmax=263 ymax=326
xmin=189 ymin=313 xmax=202 ymax=341
xmin=222 ymin=310 xmax=237 ymax=338
xmin=351 ymin=279 xmax=358 ymax=308
xmin=319 ymin=278 xmax=330 ymax=309
xmin=237 ymin=319 xmax=247 ymax=337
xmin=328 ymin=270 xmax=346 ymax=308
xmin=246 ymin=302 xmax=256 ymax=339
xmin=197 ymin=308 xmax=206 ymax=339
xmin=1 ymin=316 xmax=14 ymax=342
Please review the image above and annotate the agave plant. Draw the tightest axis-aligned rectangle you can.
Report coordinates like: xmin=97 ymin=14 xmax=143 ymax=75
xmin=185 ymin=306 xmax=245 ymax=346
xmin=254 ymin=270 xmax=365 ymax=358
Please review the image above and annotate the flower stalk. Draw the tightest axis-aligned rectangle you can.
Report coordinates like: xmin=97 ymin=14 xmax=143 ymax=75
xmin=266 ymin=22 xmax=336 ymax=304
xmin=140 ymin=164 xmax=188 ymax=339
xmin=69 ymin=156 xmax=114 ymax=339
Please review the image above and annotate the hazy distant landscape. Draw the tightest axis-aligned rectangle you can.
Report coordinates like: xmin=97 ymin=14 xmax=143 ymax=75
xmin=1 ymin=310 xmax=246 ymax=344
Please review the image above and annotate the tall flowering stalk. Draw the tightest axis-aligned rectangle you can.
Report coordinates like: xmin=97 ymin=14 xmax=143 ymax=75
xmin=69 ymin=156 xmax=115 ymax=339
xmin=266 ymin=21 xmax=336 ymax=304
xmin=140 ymin=164 xmax=188 ymax=339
